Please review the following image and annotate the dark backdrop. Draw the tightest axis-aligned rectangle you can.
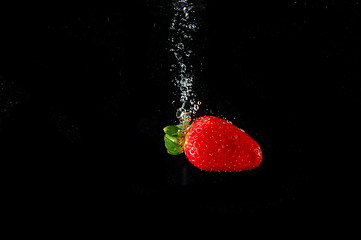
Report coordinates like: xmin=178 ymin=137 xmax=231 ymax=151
xmin=1 ymin=0 xmax=359 ymax=233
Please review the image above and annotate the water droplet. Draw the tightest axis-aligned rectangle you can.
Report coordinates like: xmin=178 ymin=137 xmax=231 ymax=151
xmin=169 ymin=0 xmax=202 ymax=123
xmin=188 ymin=23 xmax=197 ymax=30
xmin=170 ymin=22 xmax=176 ymax=30
xmin=180 ymin=63 xmax=186 ymax=72
xmin=174 ymin=52 xmax=182 ymax=60
xmin=179 ymin=77 xmax=185 ymax=85
xmin=177 ymin=43 xmax=184 ymax=50
xmin=183 ymin=34 xmax=192 ymax=39
xmin=176 ymin=108 xmax=185 ymax=118
xmin=185 ymin=50 xmax=193 ymax=57
xmin=189 ymin=147 xmax=195 ymax=155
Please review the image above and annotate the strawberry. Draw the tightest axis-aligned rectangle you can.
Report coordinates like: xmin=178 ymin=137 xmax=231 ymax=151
xmin=163 ymin=116 xmax=262 ymax=171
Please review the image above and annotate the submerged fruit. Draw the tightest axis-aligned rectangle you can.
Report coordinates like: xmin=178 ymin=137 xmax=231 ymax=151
xmin=164 ymin=116 xmax=262 ymax=171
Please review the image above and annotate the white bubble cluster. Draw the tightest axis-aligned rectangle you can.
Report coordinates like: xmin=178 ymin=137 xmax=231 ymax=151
xmin=169 ymin=0 xmax=201 ymax=124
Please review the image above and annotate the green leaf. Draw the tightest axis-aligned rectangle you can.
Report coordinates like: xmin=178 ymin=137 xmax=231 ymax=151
xmin=164 ymin=135 xmax=183 ymax=155
xmin=163 ymin=122 xmax=190 ymax=156
xmin=163 ymin=125 xmax=180 ymax=136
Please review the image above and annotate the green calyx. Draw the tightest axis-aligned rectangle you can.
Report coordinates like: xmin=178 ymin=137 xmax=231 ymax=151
xmin=163 ymin=120 xmax=190 ymax=155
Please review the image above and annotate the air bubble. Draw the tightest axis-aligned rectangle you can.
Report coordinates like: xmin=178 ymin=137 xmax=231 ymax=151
xmin=169 ymin=0 xmax=201 ymax=125
xmin=176 ymin=107 xmax=186 ymax=118
xmin=177 ymin=43 xmax=184 ymax=50
xmin=180 ymin=63 xmax=186 ymax=72
xmin=180 ymin=77 xmax=187 ymax=86
xmin=188 ymin=23 xmax=197 ymax=30
xmin=189 ymin=147 xmax=195 ymax=155
xmin=174 ymin=52 xmax=182 ymax=61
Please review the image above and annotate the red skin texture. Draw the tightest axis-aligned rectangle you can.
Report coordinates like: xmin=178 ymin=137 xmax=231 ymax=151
xmin=184 ymin=116 xmax=262 ymax=171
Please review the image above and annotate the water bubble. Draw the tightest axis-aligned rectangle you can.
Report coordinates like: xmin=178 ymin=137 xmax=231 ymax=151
xmin=176 ymin=108 xmax=191 ymax=123
xmin=188 ymin=23 xmax=197 ymax=30
xmin=174 ymin=52 xmax=182 ymax=61
xmin=169 ymin=0 xmax=201 ymax=123
xmin=180 ymin=63 xmax=186 ymax=72
xmin=170 ymin=21 xmax=177 ymax=30
xmin=185 ymin=50 xmax=193 ymax=57
xmin=180 ymin=77 xmax=187 ymax=86
xmin=177 ymin=43 xmax=184 ymax=50
xmin=180 ymin=92 xmax=189 ymax=101
xmin=176 ymin=107 xmax=185 ymax=118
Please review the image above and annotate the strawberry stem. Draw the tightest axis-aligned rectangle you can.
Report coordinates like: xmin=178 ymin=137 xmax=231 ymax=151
xmin=163 ymin=120 xmax=190 ymax=155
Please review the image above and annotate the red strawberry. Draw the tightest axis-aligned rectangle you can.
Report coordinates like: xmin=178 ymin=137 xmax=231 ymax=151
xmin=163 ymin=116 xmax=262 ymax=171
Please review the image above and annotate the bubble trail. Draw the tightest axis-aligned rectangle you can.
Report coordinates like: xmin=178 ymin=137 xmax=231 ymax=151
xmin=169 ymin=0 xmax=201 ymax=126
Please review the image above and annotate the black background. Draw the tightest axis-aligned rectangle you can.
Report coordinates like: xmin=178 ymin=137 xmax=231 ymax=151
xmin=1 ymin=0 xmax=359 ymax=232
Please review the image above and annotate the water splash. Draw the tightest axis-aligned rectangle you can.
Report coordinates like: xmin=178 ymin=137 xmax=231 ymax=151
xmin=169 ymin=0 xmax=201 ymax=125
